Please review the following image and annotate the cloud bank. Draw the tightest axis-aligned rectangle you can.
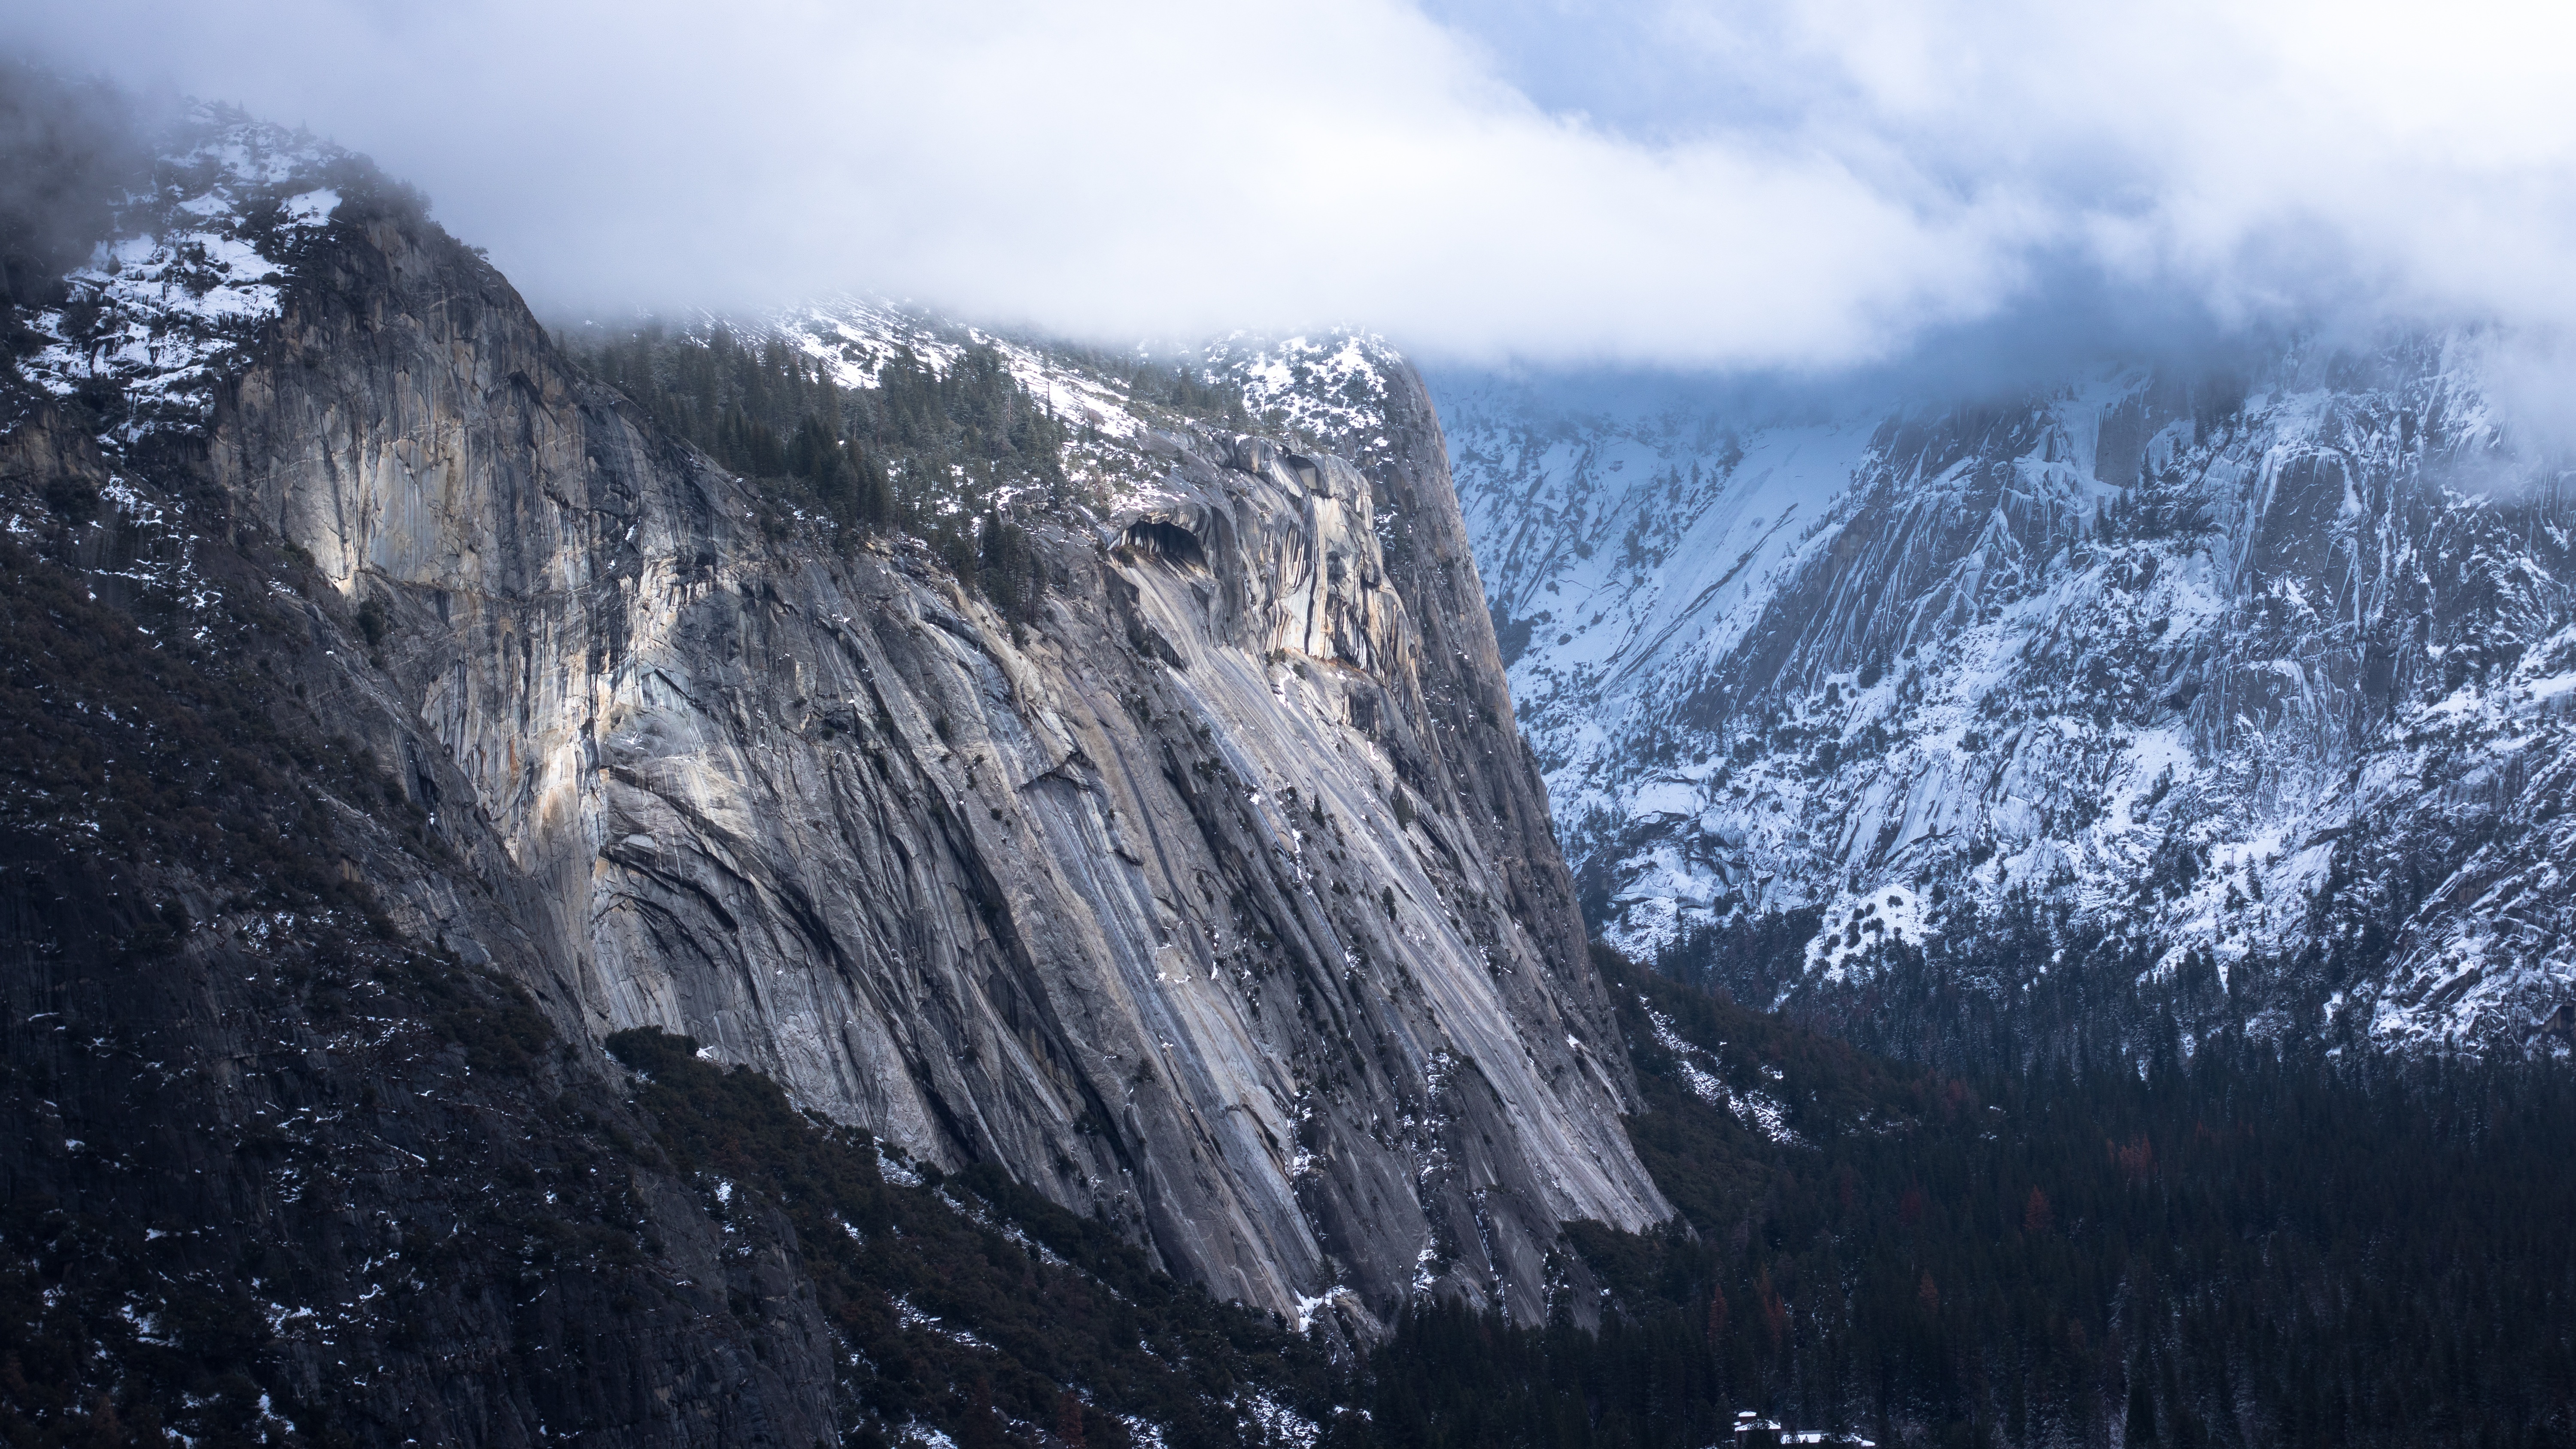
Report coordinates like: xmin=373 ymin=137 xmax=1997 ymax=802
xmin=5 ymin=0 xmax=2573 ymax=373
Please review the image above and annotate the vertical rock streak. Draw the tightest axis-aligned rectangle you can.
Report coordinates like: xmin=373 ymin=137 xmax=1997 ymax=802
xmin=213 ymin=221 xmax=1667 ymax=1326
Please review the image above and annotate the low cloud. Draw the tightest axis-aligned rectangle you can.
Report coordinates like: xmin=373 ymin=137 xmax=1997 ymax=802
xmin=6 ymin=0 xmax=2573 ymax=376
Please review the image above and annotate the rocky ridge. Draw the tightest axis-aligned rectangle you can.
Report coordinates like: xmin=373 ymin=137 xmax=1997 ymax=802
xmin=1445 ymin=339 xmax=2576 ymax=1060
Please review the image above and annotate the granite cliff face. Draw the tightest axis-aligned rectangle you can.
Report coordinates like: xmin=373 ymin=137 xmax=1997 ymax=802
xmin=4 ymin=101 xmax=1664 ymax=1414
xmin=1446 ymin=341 xmax=2576 ymax=1063
xmin=228 ymin=234 xmax=1666 ymax=1321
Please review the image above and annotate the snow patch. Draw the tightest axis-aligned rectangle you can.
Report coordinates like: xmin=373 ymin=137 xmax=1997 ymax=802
xmin=1806 ymin=885 xmax=1929 ymax=980
xmin=1242 ymin=1391 xmax=1321 ymax=1449
xmin=1640 ymin=997 xmax=1801 ymax=1146
xmin=21 ymin=107 xmax=352 ymax=447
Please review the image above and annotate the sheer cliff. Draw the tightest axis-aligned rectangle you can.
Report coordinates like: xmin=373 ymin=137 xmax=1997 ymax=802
xmin=0 ymin=98 xmax=1664 ymax=1444
xmin=1446 ymin=344 xmax=2576 ymax=1063
xmin=235 ymin=228 xmax=1664 ymax=1325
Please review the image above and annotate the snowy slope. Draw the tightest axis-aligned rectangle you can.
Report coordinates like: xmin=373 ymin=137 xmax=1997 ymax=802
xmin=776 ymin=309 xmax=1404 ymax=453
xmin=778 ymin=297 xmax=1142 ymax=442
xmin=1442 ymin=339 xmax=2576 ymax=1058
xmin=769 ymin=305 xmax=1407 ymax=516
xmin=17 ymin=104 xmax=358 ymax=447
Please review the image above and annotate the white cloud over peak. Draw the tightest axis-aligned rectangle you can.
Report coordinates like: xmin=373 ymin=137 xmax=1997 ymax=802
xmin=7 ymin=0 xmax=2572 ymax=373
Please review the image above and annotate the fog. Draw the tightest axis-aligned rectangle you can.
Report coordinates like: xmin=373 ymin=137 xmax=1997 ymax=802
xmin=0 ymin=63 xmax=153 ymax=308
xmin=6 ymin=0 xmax=2574 ymax=384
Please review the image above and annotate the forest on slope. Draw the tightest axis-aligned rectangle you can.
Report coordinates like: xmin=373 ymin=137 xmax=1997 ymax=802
xmin=1354 ymin=950 xmax=2576 ymax=1449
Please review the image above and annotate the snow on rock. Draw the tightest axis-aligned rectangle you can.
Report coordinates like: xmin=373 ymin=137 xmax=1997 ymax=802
xmin=1202 ymin=332 xmax=1398 ymax=456
xmin=21 ymin=105 xmax=355 ymax=446
xmin=1446 ymin=336 xmax=2576 ymax=1058
xmin=780 ymin=297 xmax=1143 ymax=444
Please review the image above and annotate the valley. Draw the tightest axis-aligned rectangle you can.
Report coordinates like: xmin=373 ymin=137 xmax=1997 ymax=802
xmin=0 ymin=76 xmax=2569 ymax=1449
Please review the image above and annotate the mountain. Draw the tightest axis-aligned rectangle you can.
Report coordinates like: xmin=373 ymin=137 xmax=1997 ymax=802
xmin=0 ymin=90 xmax=1662 ymax=1445
xmin=1442 ymin=342 xmax=2576 ymax=1064
xmin=9 ymin=74 xmax=2574 ymax=1449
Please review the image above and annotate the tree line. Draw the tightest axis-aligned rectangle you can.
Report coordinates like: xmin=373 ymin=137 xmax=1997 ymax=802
xmin=571 ymin=321 xmax=1066 ymax=621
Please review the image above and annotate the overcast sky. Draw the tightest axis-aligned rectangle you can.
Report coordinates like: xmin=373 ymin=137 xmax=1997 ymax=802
xmin=8 ymin=0 xmax=2574 ymax=378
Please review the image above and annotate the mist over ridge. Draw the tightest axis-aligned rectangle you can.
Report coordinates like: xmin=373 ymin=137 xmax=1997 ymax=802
xmin=6 ymin=0 xmax=2574 ymax=398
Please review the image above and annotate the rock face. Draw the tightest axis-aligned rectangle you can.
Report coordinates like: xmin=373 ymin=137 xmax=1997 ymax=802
xmin=68 ymin=122 xmax=1667 ymax=1334
xmin=1 ymin=422 xmax=851 ymax=1448
xmin=1446 ymin=341 xmax=2576 ymax=1060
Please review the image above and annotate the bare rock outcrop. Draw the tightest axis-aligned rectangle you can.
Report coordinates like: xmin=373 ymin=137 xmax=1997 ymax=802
xmin=207 ymin=202 xmax=1666 ymax=1329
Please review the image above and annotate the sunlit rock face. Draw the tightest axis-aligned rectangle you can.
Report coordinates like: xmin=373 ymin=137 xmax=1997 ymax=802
xmin=1446 ymin=341 xmax=2576 ymax=1061
xmin=178 ymin=152 xmax=1665 ymax=1328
